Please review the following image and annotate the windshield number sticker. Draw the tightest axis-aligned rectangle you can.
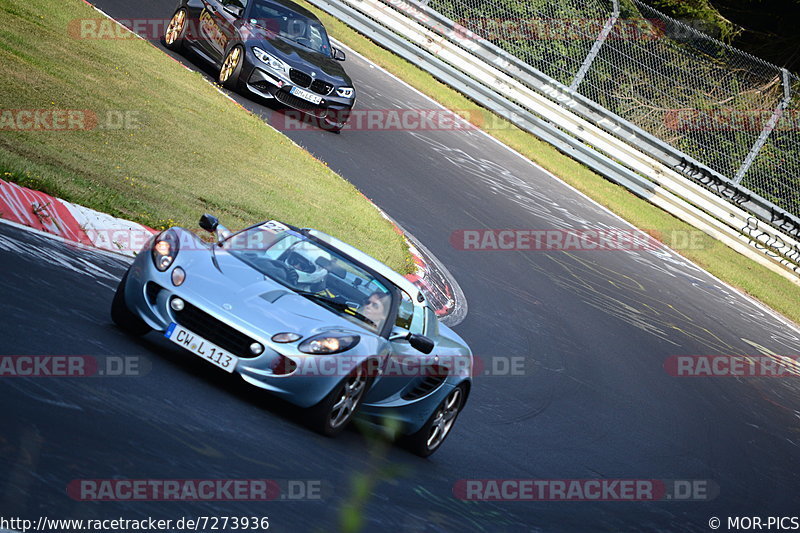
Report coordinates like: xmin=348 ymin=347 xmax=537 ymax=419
xmin=260 ymin=220 xmax=290 ymax=233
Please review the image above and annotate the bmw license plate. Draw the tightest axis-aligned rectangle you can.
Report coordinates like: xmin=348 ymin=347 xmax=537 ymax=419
xmin=290 ymin=86 xmax=322 ymax=104
xmin=165 ymin=323 xmax=237 ymax=373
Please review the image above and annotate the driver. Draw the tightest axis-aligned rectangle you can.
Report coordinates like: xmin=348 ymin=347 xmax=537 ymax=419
xmin=359 ymin=291 xmax=390 ymax=329
xmin=285 ymin=250 xmax=327 ymax=290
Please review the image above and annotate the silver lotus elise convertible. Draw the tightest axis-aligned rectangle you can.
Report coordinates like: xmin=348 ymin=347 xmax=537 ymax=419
xmin=111 ymin=215 xmax=472 ymax=456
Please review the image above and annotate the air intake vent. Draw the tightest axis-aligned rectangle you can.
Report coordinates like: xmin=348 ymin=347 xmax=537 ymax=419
xmin=173 ymin=301 xmax=259 ymax=358
xmin=289 ymin=69 xmax=312 ymax=88
xmin=275 ymin=90 xmax=325 ymax=116
xmin=402 ymin=374 xmax=446 ymax=401
xmin=310 ymin=79 xmax=333 ymax=95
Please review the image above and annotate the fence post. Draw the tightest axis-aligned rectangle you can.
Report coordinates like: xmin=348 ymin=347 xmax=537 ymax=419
xmin=733 ymin=68 xmax=792 ymax=184
xmin=570 ymin=0 xmax=619 ymax=91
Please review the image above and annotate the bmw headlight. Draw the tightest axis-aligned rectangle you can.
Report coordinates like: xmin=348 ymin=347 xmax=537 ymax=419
xmin=335 ymin=86 xmax=355 ymax=98
xmin=152 ymin=230 xmax=179 ymax=272
xmin=298 ymin=334 xmax=360 ymax=354
xmin=253 ymin=47 xmax=286 ymax=72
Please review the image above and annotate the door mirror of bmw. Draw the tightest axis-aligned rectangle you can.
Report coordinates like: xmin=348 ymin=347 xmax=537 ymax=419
xmin=331 ymin=47 xmax=346 ymax=61
xmin=223 ymin=4 xmax=244 ymax=17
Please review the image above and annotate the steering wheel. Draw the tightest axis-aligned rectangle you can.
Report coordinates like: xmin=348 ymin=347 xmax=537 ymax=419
xmin=280 ymin=263 xmax=299 ymax=285
xmin=261 ymin=258 xmax=299 ymax=286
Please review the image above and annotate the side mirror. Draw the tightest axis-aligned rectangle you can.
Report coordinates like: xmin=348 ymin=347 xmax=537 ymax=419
xmin=408 ymin=334 xmax=435 ymax=354
xmin=199 ymin=214 xmax=230 ymax=244
xmin=331 ymin=47 xmax=346 ymax=61
xmin=224 ymin=4 xmax=244 ymax=17
xmin=389 ymin=330 xmax=435 ymax=354
xmin=389 ymin=329 xmax=409 ymax=343
xmin=199 ymin=213 xmax=219 ymax=233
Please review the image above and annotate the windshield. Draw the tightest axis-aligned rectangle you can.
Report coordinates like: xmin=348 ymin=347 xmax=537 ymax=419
xmin=251 ymin=0 xmax=332 ymax=56
xmin=223 ymin=223 xmax=393 ymax=332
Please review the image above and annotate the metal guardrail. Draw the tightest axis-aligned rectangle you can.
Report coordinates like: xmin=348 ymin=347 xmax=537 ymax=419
xmin=304 ymin=0 xmax=800 ymax=282
xmin=372 ymin=0 xmax=800 ymax=273
xmin=389 ymin=0 xmax=798 ymax=219
xmin=426 ymin=0 xmax=800 ymax=221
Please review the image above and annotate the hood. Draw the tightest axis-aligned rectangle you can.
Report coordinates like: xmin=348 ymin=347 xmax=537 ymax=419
xmin=175 ymin=244 xmax=369 ymax=341
xmin=243 ymin=25 xmax=351 ymax=85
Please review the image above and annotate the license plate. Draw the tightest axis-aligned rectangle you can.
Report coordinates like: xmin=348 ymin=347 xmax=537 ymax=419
xmin=165 ymin=323 xmax=237 ymax=373
xmin=290 ymin=86 xmax=322 ymax=104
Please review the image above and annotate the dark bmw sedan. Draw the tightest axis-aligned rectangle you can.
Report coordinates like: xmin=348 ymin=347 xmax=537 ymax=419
xmin=164 ymin=0 xmax=356 ymax=131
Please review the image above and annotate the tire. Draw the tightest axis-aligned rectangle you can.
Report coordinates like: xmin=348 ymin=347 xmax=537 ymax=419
xmin=164 ymin=8 xmax=188 ymax=52
xmin=401 ymin=384 xmax=466 ymax=457
xmin=111 ymin=271 xmax=151 ymax=336
xmin=307 ymin=362 xmax=374 ymax=437
xmin=323 ymin=108 xmax=351 ymax=133
xmin=219 ymin=45 xmax=244 ymax=91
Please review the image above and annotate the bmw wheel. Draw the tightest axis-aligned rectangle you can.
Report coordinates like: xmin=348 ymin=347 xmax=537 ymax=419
xmin=323 ymin=108 xmax=351 ymax=133
xmin=164 ymin=9 xmax=188 ymax=52
xmin=219 ymin=45 xmax=244 ymax=91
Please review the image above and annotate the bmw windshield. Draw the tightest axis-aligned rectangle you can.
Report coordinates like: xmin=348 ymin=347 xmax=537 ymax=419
xmin=250 ymin=0 xmax=332 ymax=56
xmin=223 ymin=222 xmax=393 ymax=332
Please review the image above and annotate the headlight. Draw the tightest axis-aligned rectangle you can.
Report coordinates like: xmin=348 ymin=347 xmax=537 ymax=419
xmin=335 ymin=86 xmax=355 ymax=98
xmin=298 ymin=334 xmax=359 ymax=354
xmin=272 ymin=332 xmax=302 ymax=343
xmin=152 ymin=230 xmax=179 ymax=272
xmin=171 ymin=267 xmax=186 ymax=286
xmin=253 ymin=47 xmax=286 ymax=72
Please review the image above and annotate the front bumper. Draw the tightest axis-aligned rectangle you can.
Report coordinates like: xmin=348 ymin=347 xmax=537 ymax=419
xmin=123 ymin=256 xmax=364 ymax=408
xmin=241 ymin=53 xmax=354 ymax=124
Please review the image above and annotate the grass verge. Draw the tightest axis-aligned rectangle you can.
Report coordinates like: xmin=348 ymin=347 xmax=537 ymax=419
xmin=0 ymin=0 xmax=413 ymax=273
xmin=301 ymin=2 xmax=800 ymax=324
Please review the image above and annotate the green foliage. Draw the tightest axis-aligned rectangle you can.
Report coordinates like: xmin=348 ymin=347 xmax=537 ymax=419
xmin=429 ymin=0 xmax=800 ymax=216
xmin=0 ymin=0 xmax=412 ymax=272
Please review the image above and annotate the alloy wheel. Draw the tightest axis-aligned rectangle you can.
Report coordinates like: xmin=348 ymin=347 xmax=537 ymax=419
xmin=220 ymin=47 xmax=242 ymax=83
xmin=165 ymin=10 xmax=186 ymax=46
xmin=426 ymin=387 xmax=463 ymax=450
xmin=329 ymin=365 xmax=367 ymax=430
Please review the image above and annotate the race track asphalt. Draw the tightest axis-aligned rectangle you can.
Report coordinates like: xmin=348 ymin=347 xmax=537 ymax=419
xmin=1 ymin=2 xmax=800 ymax=531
